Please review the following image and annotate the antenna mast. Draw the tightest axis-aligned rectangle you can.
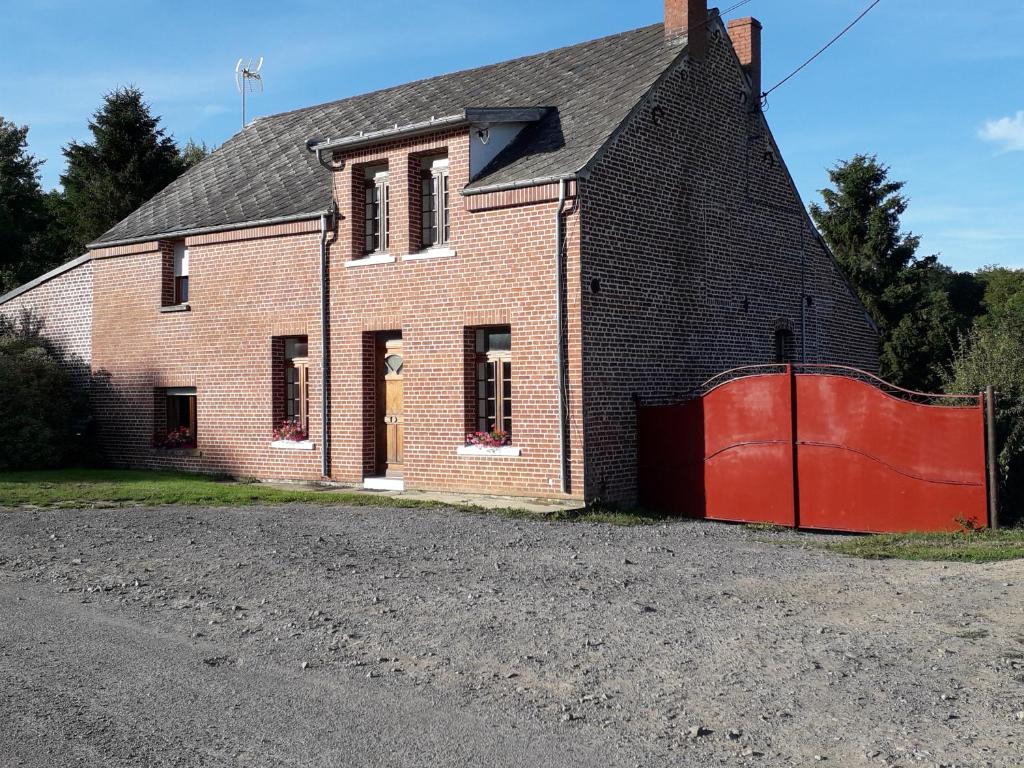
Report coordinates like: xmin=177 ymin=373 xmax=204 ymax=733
xmin=235 ymin=57 xmax=264 ymax=129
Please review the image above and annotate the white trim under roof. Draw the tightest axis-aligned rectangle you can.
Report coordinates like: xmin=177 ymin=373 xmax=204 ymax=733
xmin=307 ymin=107 xmax=546 ymax=155
xmin=86 ymin=210 xmax=330 ymax=251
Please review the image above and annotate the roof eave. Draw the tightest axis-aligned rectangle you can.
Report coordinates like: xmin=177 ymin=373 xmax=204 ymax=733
xmin=307 ymin=107 xmax=547 ymax=155
xmin=87 ymin=210 xmax=331 ymax=251
xmin=462 ymin=172 xmax=579 ymax=196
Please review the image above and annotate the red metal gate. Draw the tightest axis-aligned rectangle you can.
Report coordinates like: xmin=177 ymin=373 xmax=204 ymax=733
xmin=638 ymin=365 xmax=990 ymax=533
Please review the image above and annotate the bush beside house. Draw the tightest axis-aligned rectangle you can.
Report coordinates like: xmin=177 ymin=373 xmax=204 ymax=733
xmin=0 ymin=310 xmax=92 ymax=469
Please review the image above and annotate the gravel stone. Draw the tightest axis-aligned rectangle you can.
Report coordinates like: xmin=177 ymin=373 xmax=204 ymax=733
xmin=1 ymin=503 xmax=1021 ymax=767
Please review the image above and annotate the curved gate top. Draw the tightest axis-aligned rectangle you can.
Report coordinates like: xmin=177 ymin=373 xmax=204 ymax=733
xmin=637 ymin=365 xmax=990 ymax=533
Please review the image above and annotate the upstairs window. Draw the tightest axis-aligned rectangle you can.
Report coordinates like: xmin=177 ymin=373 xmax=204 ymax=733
xmin=421 ymin=155 xmax=450 ymax=249
xmin=283 ymin=337 xmax=310 ymax=433
xmin=475 ymin=327 xmax=512 ymax=439
xmin=173 ymin=242 xmax=189 ymax=304
xmin=364 ymin=165 xmax=390 ymax=255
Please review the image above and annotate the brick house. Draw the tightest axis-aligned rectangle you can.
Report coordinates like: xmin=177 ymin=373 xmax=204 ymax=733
xmin=0 ymin=1 xmax=877 ymax=505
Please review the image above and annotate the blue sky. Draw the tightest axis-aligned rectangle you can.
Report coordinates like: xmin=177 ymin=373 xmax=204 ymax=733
xmin=2 ymin=0 xmax=1022 ymax=271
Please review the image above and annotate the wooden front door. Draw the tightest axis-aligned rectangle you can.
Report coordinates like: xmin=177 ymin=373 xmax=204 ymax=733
xmin=375 ymin=334 xmax=404 ymax=477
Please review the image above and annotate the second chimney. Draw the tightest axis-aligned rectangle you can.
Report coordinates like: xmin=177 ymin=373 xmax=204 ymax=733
xmin=727 ymin=17 xmax=763 ymax=99
xmin=665 ymin=0 xmax=707 ymax=60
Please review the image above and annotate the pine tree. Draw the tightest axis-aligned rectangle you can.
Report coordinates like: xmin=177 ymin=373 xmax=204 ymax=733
xmin=0 ymin=118 xmax=47 ymax=292
xmin=811 ymin=155 xmax=981 ymax=390
xmin=60 ymin=87 xmax=185 ymax=253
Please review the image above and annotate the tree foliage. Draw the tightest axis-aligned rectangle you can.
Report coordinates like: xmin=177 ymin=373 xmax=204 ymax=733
xmin=0 ymin=118 xmax=49 ymax=292
xmin=60 ymin=86 xmax=187 ymax=255
xmin=943 ymin=286 xmax=1024 ymax=524
xmin=811 ymin=155 xmax=982 ymax=391
xmin=179 ymin=139 xmax=210 ymax=170
xmin=1 ymin=89 xmax=212 ymax=289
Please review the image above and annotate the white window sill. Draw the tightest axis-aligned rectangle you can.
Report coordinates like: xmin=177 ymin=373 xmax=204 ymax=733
xmin=457 ymin=445 xmax=521 ymax=457
xmin=159 ymin=303 xmax=191 ymax=313
xmin=403 ymin=247 xmax=456 ymax=261
xmin=346 ymin=253 xmax=395 ymax=268
xmin=270 ymin=440 xmax=315 ymax=451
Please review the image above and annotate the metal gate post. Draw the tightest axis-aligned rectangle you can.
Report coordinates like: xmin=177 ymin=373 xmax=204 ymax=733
xmin=985 ymin=385 xmax=1000 ymax=529
xmin=788 ymin=364 xmax=801 ymax=529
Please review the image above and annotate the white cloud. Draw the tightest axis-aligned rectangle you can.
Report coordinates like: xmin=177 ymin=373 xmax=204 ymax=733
xmin=979 ymin=111 xmax=1024 ymax=151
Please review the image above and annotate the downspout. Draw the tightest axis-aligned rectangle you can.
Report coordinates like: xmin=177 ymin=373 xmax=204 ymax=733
xmin=309 ymin=141 xmax=343 ymax=480
xmin=554 ymin=178 xmax=569 ymax=494
xmin=318 ymin=208 xmax=332 ymax=479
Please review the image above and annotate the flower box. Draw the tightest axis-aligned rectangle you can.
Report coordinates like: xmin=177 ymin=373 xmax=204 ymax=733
xmin=457 ymin=445 xmax=521 ymax=457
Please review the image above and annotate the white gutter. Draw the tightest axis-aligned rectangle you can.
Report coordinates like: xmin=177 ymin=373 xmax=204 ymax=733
xmin=309 ymin=114 xmax=468 ymax=155
xmin=307 ymin=108 xmax=546 ymax=156
xmin=87 ymin=211 xmax=326 ymax=251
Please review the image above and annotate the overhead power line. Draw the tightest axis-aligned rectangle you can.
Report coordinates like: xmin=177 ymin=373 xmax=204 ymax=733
xmin=760 ymin=0 xmax=884 ymax=104
xmin=673 ymin=0 xmax=756 ymax=38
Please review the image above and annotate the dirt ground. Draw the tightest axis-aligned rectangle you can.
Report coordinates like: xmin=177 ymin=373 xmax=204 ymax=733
xmin=1 ymin=504 xmax=1022 ymax=767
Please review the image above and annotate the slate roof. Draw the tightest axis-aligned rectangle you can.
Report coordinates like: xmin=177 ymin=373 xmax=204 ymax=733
xmin=93 ymin=23 xmax=685 ymax=247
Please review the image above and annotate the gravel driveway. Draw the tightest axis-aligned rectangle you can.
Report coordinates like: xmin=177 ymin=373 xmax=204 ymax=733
xmin=1 ymin=504 xmax=1022 ymax=767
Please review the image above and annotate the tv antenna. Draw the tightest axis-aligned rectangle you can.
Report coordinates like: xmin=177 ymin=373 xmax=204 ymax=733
xmin=235 ymin=57 xmax=263 ymax=128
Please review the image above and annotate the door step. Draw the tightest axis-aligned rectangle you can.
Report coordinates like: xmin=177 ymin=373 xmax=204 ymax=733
xmin=363 ymin=476 xmax=405 ymax=492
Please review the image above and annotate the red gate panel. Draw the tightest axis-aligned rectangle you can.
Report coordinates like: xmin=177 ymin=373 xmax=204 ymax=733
xmin=795 ymin=373 xmax=987 ymax=532
xmin=639 ymin=373 xmax=795 ymax=526
xmin=637 ymin=366 xmax=989 ymax=533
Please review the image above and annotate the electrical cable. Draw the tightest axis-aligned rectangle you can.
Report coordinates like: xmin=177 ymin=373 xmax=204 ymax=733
xmin=760 ymin=0 xmax=883 ymax=105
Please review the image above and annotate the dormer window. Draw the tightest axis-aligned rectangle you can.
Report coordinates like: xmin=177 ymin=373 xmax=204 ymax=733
xmin=173 ymin=242 xmax=189 ymax=304
xmin=364 ymin=165 xmax=390 ymax=255
xmin=421 ymin=155 xmax=449 ymax=249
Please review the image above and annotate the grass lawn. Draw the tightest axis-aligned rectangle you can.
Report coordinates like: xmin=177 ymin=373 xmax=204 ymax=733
xmin=826 ymin=529 xmax=1024 ymax=563
xmin=0 ymin=469 xmax=665 ymax=525
xmin=0 ymin=469 xmax=440 ymax=509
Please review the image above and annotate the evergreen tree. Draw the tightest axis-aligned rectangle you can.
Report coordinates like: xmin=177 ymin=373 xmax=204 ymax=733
xmin=0 ymin=118 xmax=47 ymax=292
xmin=60 ymin=86 xmax=185 ymax=254
xmin=811 ymin=155 xmax=982 ymax=390
xmin=179 ymin=139 xmax=210 ymax=170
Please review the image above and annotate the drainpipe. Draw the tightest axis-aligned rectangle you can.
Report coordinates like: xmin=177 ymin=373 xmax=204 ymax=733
xmin=307 ymin=140 xmax=343 ymax=480
xmin=554 ymin=178 xmax=569 ymax=494
xmin=318 ymin=209 xmax=332 ymax=479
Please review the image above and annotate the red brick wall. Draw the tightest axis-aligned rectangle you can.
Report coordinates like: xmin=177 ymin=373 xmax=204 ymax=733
xmin=579 ymin=18 xmax=879 ymax=504
xmin=91 ymin=222 xmax=325 ymax=477
xmin=88 ymin=131 xmax=584 ymax=498
xmin=0 ymin=258 xmax=94 ymax=386
xmin=325 ymin=130 xmax=583 ymax=498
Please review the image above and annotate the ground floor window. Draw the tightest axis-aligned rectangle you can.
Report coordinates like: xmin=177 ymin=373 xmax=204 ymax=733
xmin=272 ymin=336 xmax=309 ymax=441
xmin=283 ymin=337 xmax=309 ymax=435
xmin=155 ymin=387 xmax=197 ymax=448
xmin=471 ymin=326 xmax=512 ymax=444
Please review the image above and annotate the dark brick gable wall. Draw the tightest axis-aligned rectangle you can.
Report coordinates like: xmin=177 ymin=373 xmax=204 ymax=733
xmin=578 ymin=19 xmax=879 ymax=505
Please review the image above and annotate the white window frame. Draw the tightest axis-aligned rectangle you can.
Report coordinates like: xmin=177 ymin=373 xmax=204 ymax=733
xmin=364 ymin=165 xmax=390 ymax=256
xmin=420 ymin=155 xmax=450 ymax=250
xmin=172 ymin=242 xmax=189 ymax=304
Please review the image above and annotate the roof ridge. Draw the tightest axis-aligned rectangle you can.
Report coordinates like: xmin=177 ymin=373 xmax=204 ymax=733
xmin=253 ymin=22 xmax=664 ymax=127
xmin=90 ymin=20 xmax=681 ymax=246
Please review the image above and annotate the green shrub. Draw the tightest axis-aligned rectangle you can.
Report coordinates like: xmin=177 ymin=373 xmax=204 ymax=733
xmin=944 ymin=314 xmax=1024 ymax=525
xmin=0 ymin=310 xmax=90 ymax=469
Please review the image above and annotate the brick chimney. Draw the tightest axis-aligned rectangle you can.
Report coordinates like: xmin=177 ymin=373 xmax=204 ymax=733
xmin=727 ymin=17 xmax=763 ymax=98
xmin=665 ymin=0 xmax=707 ymax=61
